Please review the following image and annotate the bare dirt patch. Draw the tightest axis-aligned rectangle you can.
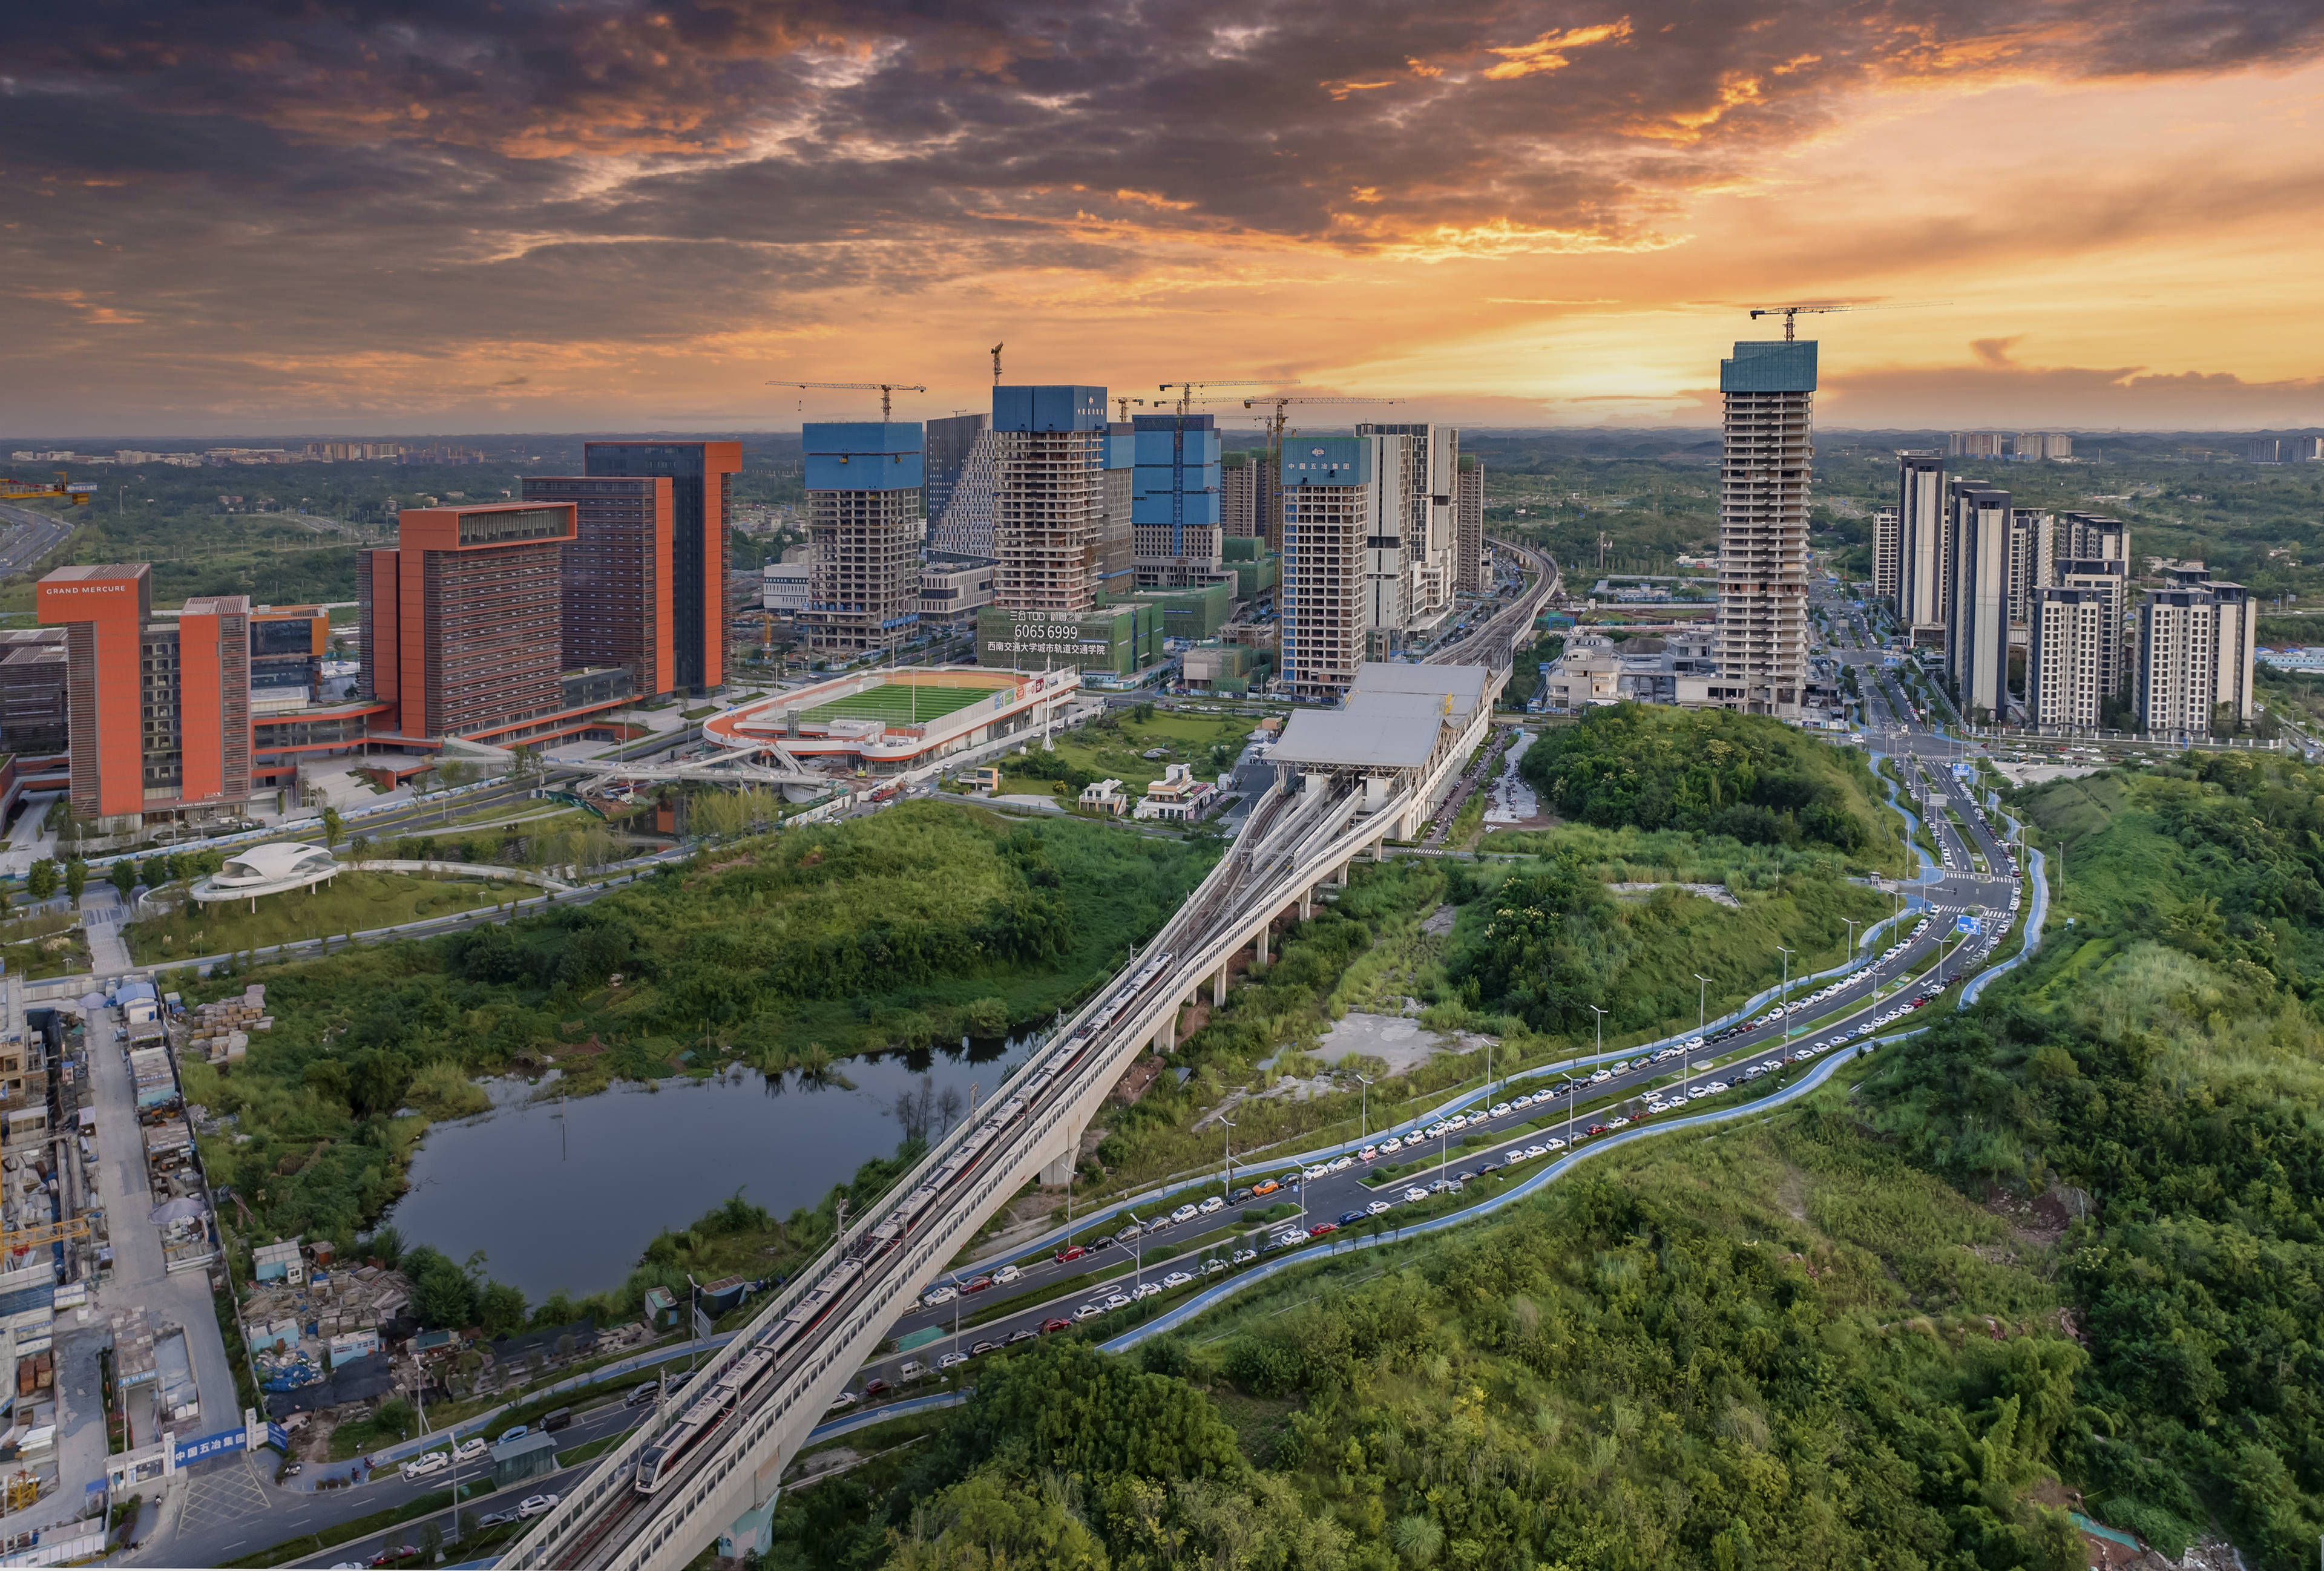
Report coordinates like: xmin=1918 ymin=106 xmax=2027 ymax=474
xmin=1316 ymin=1012 xmax=1452 ymax=1076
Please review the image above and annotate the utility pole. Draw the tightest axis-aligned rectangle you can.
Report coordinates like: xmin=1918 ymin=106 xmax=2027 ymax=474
xmin=1353 ymin=1074 xmax=1372 ymax=1141
xmin=1692 ymin=974 xmax=1710 ymax=1098
xmin=1775 ymin=946 xmax=1795 ymax=1054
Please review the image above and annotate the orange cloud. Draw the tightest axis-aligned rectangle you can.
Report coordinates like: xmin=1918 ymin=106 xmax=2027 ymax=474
xmin=1482 ymin=21 xmax=1633 ymax=81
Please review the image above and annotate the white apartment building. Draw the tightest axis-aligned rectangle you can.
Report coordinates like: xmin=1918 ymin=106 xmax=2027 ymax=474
xmin=1946 ymin=481 xmax=2011 ymax=721
xmin=2029 ymin=586 xmax=2110 ymax=728
xmin=2006 ymin=508 xmax=2055 ymax=628
xmin=1716 ymin=340 xmax=1818 ymax=717
xmin=1873 ymin=507 xmax=1901 ymax=604
xmin=1896 ymin=452 xmax=1948 ymax=643
xmin=2138 ymin=568 xmax=2255 ymax=735
xmin=1356 ymin=422 xmax=1459 ymax=632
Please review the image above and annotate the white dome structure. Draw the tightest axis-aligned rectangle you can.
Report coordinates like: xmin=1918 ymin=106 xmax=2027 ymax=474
xmin=192 ymin=841 xmax=342 ymax=906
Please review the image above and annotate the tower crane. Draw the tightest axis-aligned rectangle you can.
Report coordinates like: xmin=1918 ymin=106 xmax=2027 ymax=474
xmin=767 ymin=381 xmax=927 ymax=420
xmin=1239 ymin=395 xmax=1400 ymax=543
xmin=0 ymin=471 xmax=94 ymax=506
xmin=1745 ymin=300 xmax=1952 ymax=339
xmin=990 ymin=344 xmax=1004 ymax=385
xmin=1114 ymin=396 xmax=1147 ymax=422
xmin=1157 ymin=378 xmax=1296 ymax=416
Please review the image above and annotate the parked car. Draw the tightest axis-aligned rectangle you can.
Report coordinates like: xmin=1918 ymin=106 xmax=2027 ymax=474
xmin=541 ymin=1407 xmax=572 ymax=1434
xmin=969 ymin=1339 xmax=1000 ymax=1357
xmin=1229 ymin=1187 xmax=1255 ymax=1205
xmin=1008 ymin=1328 xmax=1037 ymax=1345
xmin=400 ymin=1451 xmax=448 ymax=1481
xmin=1042 ymin=1316 xmax=1072 ymax=1333
xmin=863 ymin=1377 xmax=890 ymax=1397
xmin=1199 ymin=1195 xmax=1225 ymax=1213
xmin=827 ymin=1390 xmax=858 ymax=1411
xmin=1404 ymin=1187 xmax=1430 ymax=1202
xmin=1307 ymin=1222 xmax=1338 ymax=1237
xmin=937 ymin=1352 xmax=968 ymax=1371
xmin=962 ymin=1274 xmax=994 ymax=1294
xmin=626 ymin=1383 xmax=660 ymax=1407
xmin=1162 ymin=1270 xmax=1193 ymax=1288
xmin=453 ymin=1437 xmax=488 ymax=1464
xmin=1073 ymin=1303 xmax=1104 ymax=1322
xmin=1132 ymin=1282 xmax=1163 ymax=1300
xmin=517 ymin=1493 xmax=559 ymax=1520
xmin=1366 ymin=1200 xmax=1391 ymax=1216
xmin=1250 ymin=1179 xmax=1279 ymax=1197
xmin=922 ymin=1285 xmax=957 ymax=1308
xmin=1102 ymin=1291 xmax=1132 ymax=1311
xmin=993 ymin=1264 xmax=1020 ymax=1285
xmin=1055 ymin=1244 xmax=1086 ymax=1264
xmin=1232 ymin=1248 xmax=1258 ymax=1265
xmin=476 ymin=1510 xmax=519 ymax=1529
xmin=899 ymin=1359 xmax=927 ymax=1380
xmin=1204 ymin=1258 xmax=1228 ymax=1274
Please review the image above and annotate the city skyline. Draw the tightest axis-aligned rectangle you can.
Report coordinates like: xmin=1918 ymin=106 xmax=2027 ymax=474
xmin=3 ymin=2 xmax=2321 ymax=436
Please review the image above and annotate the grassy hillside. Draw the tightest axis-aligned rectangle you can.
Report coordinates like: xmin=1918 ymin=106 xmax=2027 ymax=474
xmin=1866 ymin=750 xmax=2324 ymax=1567
xmin=1518 ymin=704 xmax=1910 ymax=877
xmin=761 ymin=1082 xmax=2090 ymax=1571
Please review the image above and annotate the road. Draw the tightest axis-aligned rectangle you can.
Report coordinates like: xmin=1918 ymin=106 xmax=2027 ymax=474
xmin=0 ymin=500 xmax=76 ymax=578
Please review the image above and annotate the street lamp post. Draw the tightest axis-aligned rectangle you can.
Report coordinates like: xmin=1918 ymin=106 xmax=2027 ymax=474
xmin=1691 ymin=974 xmax=1709 ymax=1099
xmin=1774 ymin=946 xmax=1794 ymax=1055
xmin=1562 ymin=1073 xmax=1582 ymax=1146
xmin=1219 ymin=1115 xmax=1235 ymax=1199
xmin=1353 ymin=1074 xmax=1373 ymax=1141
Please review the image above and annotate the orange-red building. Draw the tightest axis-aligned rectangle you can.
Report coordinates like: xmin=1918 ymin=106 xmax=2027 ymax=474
xmin=582 ymin=441 xmax=739 ymax=694
xmin=38 ymin=565 xmax=254 ymax=826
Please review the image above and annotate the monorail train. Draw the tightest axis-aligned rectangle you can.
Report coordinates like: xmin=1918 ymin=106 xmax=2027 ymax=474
xmin=631 ymin=950 xmax=1178 ymax=1497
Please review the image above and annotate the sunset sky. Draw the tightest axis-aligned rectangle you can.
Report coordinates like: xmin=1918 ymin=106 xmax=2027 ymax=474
xmin=5 ymin=0 xmax=2322 ymax=437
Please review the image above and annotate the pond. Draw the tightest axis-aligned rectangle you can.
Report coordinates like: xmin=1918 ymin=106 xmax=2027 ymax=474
xmin=389 ymin=1043 xmax=1020 ymax=1301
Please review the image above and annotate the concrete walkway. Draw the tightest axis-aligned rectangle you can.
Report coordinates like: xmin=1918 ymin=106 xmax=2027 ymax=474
xmin=80 ymin=887 xmax=131 ymax=976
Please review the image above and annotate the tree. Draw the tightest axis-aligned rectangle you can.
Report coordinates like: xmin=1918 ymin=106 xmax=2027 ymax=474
xmin=321 ymin=806 xmax=344 ymax=848
xmin=476 ymin=1280 xmax=526 ymax=1338
xmin=64 ymin=859 xmax=87 ymax=901
xmin=26 ymin=861 xmax=56 ymax=902
xmin=375 ymin=1396 xmax=413 ymax=1436
xmin=109 ymin=860 xmax=136 ymax=897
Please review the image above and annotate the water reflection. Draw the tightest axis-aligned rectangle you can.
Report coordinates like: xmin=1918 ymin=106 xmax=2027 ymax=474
xmin=390 ymin=1037 xmax=1035 ymax=1300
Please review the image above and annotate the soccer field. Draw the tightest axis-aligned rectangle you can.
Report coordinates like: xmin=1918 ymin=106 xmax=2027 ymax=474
xmin=799 ymin=681 xmax=991 ymax=725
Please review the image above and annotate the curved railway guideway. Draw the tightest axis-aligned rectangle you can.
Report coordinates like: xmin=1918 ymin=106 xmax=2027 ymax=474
xmin=1428 ymin=537 xmax=1557 ymax=669
xmin=508 ymin=772 xmax=1427 ymax=1571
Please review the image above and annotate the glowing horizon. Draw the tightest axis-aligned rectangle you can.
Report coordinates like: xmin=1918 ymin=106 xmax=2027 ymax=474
xmin=3 ymin=2 xmax=2319 ymax=438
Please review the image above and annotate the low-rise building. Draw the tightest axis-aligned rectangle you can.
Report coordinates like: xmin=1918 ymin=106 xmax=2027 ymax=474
xmin=761 ymin=561 xmax=811 ymax=615
xmin=1078 ymin=778 xmax=1128 ymax=816
xmin=1133 ymin=764 xmax=1215 ymax=822
xmin=918 ymin=553 xmax=996 ymax=627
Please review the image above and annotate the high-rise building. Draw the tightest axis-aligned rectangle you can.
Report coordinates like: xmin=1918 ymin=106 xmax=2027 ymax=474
xmin=1873 ymin=507 xmax=1901 ymax=603
xmin=2029 ymin=586 xmax=2111 ymax=729
xmin=1097 ymin=421 xmax=1136 ymax=594
xmin=582 ymin=441 xmax=741 ymax=694
xmin=988 ymin=386 xmax=1108 ymax=618
xmin=2007 ymin=508 xmax=2055 ymax=626
xmin=2012 ymin=432 xmax=2072 ymax=461
xmin=1221 ymin=450 xmax=1278 ymax=545
xmin=1945 ymin=481 xmax=2011 ymax=721
xmin=1716 ymin=340 xmax=1816 ymax=717
xmin=1354 ymin=431 xmax=1417 ymax=654
xmin=2057 ymin=511 xmax=2127 ymax=563
xmin=927 ymin=416 xmax=999 ymax=557
xmin=2138 ymin=566 xmax=2254 ymax=734
xmin=2054 ymin=559 xmax=2130 ymax=707
xmin=1356 ymin=422 xmax=1459 ymax=625
xmin=1949 ymin=432 xmax=2008 ymax=458
xmin=361 ymin=502 xmax=577 ymax=741
xmin=799 ymin=422 xmax=925 ymax=655
xmin=1128 ymin=414 xmax=1223 ymax=589
xmin=2248 ymin=436 xmax=2288 ymax=465
xmin=38 ymin=566 xmax=252 ymax=824
xmin=1896 ymin=452 xmax=1948 ymax=637
xmin=521 ymin=474 xmax=675 ymax=698
xmin=1279 ymin=437 xmax=1378 ymax=701
xmin=1455 ymin=456 xmax=1485 ymax=593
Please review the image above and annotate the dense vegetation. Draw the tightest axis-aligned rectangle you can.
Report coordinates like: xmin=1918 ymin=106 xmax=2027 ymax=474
xmin=760 ymin=1098 xmax=2092 ymax=1571
xmin=184 ymin=804 xmax=1212 ymax=1304
xmin=1519 ymin=704 xmax=1899 ymax=862
xmin=1867 ymin=750 xmax=2324 ymax=1566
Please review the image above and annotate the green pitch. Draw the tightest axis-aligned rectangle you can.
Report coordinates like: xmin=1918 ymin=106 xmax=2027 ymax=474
xmin=799 ymin=681 xmax=992 ymax=725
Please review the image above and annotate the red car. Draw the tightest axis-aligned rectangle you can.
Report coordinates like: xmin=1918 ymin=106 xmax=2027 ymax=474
xmin=863 ymin=1377 xmax=890 ymax=1397
xmin=1055 ymin=1245 xmax=1085 ymax=1264
xmin=1040 ymin=1317 xmax=1072 ymax=1333
xmin=1585 ymin=1123 xmax=1608 ymax=1136
xmin=1307 ymin=1222 xmax=1339 ymax=1238
xmin=963 ymin=1274 xmax=993 ymax=1294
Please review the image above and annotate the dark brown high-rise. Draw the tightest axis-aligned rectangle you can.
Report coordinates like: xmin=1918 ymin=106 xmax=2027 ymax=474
xmin=522 ymin=474 xmax=675 ymax=698
xmin=583 ymin=441 xmax=741 ymax=694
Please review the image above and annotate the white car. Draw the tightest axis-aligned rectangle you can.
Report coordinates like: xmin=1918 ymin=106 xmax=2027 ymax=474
xmin=1403 ymin=1186 xmax=1430 ymax=1203
xmin=1358 ymin=1145 xmax=1378 ymax=1161
xmin=1303 ymin=1164 xmax=1329 ymax=1181
xmin=1170 ymin=1203 xmax=1200 ymax=1223
xmin=517 ymin=1494 xmax=560 ymax=1520
xmin=1204 ymin=1258 xmax=1228 ymax=1274
xmin=1589 ymin=1070 xmax=1612 ymax=1083
xmin=401 ymin=1451 xmax=449 ymax=1481
xmin=1446 ymin=1113 xmax=1470 ymax=1130
xmin=1367 ymin=1199 xmax=1391 ymax=1215
xmin=827 ymin=1390 xmax=859 ymax=1411
xmin=1074 ymin=1302 xmax=1105 ymax=1321
xmin=453 ymin=1437 xmax=488 ymax=1464
xmin=1606 ymin=1116 xmax=1630 ymax=1129
xmin=993 ymin=1264 xmax=1020 ymax=1285
xmin=1687 ymin=1086 xmax=1712 ymax=1100
xmin=922 ymin=1285 xmax=957 ymax=1308
xmin=938 ymin=1351 xmax=968 ymax=1371
xmin=1199 ymin=1195 xmax=1224 ymax=1214
xmin=1525 ymin=1144 xmax=1549 ymax=1159
xmin=1543 ymin=1136 xmax=1567 ymax=1150
xmin=1330 ymin=1155 xmax=1356 ymax=1172
xmin=1424 ymin=1121 xmax=1448 ymax=1138
xmin=900 ymin=1359 xmax=927 ymax=1380
xmin=1232 ymin=1248 xmax=1258 ymax=1265
xmin=1161 ymin=1270 xmax=1193 ymax=1288
xmin=1704 ymin=1081 xmax=1729 ymax=1094
xmin=1489 ymin=1102 xmax=1512 ymax=1118
xmin=1503 ymin=1147 xmax=1528 ymax=1165
xmin=1103 ymin=1291 xmax=1134 ymax=1311
xmin=1379 ymin=1137 xmax=1402 ymax=1155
